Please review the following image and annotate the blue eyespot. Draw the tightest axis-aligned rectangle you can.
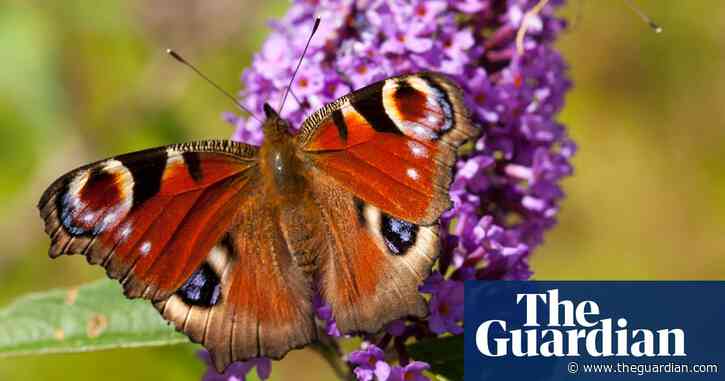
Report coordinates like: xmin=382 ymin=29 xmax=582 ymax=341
xmin=177 ymin=264 xmax=221 ymax=307
xmin=381 ymin=213 xmax=418 ymax=255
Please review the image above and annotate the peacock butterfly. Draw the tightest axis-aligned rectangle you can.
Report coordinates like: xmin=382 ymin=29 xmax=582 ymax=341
xmin=37 ymin=21 xmax=476 ymax=372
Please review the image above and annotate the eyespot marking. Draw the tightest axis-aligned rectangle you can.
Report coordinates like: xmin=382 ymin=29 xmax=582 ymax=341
xmin=58 ymin=160 xmax=134 ymax=236
xmin=380 ymin=213 xmax=419 ymax=255
xmin=176 ymin=263 xmax=222 ymax=307
xmin=382 ymin=76 xmax=455 ymax=141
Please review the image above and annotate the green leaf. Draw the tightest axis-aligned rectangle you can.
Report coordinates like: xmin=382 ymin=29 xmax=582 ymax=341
xmin=0 ymin=279 xmax=187 ymax=357
xmin=408 ymin=335 xmax=464 ymax=381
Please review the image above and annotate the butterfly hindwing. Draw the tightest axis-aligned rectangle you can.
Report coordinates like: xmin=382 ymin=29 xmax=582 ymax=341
xmin=310 ymin=173 xmax=439 ymax=333
xmin=297 ymin=72 xmax=476 ymax=225
xmin=155 ymin=197 xmax=316 ymax=371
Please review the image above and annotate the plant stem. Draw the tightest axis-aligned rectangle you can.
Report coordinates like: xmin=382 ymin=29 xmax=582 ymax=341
xmin=311 ymin=335 xmax=355 ymax=381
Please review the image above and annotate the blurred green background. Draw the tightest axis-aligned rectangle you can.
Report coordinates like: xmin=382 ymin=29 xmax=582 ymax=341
xmin=0 ymin=0 xmax=723 ymax=379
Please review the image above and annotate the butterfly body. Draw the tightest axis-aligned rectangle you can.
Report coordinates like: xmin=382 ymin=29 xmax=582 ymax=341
xmin=257 ymin=104 xmax=333 ymax=277
xmin=38 ymin=72 xmax=476 ymax=371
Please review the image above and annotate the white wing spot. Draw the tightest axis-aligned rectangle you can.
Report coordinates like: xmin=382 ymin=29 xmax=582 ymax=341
xmin=98 ymin=212 xmax=118 ymax=232
xmin=139 ymin=241 xmax=152 ymax=255
xmin=119 ymin=223 xmax=133 ymax=240
xmin=406 ymin=168 xmax=419 ymax=180
xmin=408 ymin=141 xmax=428 ymax=158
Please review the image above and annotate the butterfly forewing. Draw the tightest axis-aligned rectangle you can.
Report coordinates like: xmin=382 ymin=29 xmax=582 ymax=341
xmin=297 ymin=72 xmax=476 ymax=225
xmin=38 ymin=141 xmax=258 ymax=300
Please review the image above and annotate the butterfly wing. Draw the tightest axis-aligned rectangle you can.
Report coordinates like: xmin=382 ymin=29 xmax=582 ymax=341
xmin=155 ymin=197 xmax=316 ymax=371
xmin=310 ymin=174 xmax=439 ymax=333
xmin=297 ymin=72 xmax=475 ymax=225
xmin=38 ymin=140 xmax=257 ymax=300
xmin=298 ymin=72 xmax=474 ymax=332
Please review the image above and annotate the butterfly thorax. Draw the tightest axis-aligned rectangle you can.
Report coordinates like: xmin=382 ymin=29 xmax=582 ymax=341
xmin=259 ymin=105 xmax=307 ymax=200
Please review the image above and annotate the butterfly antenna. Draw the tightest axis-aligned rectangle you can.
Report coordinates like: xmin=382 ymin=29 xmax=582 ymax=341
xmin=278 ymin=17 xmax=321 ymax=114
xmin=623 ymin=0 xmax=662 ymax=33
xmin=166 ymin=49 xmax=261 ymax=122
xmin=515 ymin=0 xmax=550 ymax=55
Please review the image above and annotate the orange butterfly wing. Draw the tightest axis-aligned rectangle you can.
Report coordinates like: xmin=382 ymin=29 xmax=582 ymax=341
xmin=309 ymin=175 xmax=439 ymax=333
xmin=155 ymin=198 xmax=316 ymax=371
xmin=298 ymin=72 xmax=475 ymax=225
xmin=38 ymin=141 xmax=256 ymax=301
xmin=298 ymin=72 xmax=475 ymax=332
